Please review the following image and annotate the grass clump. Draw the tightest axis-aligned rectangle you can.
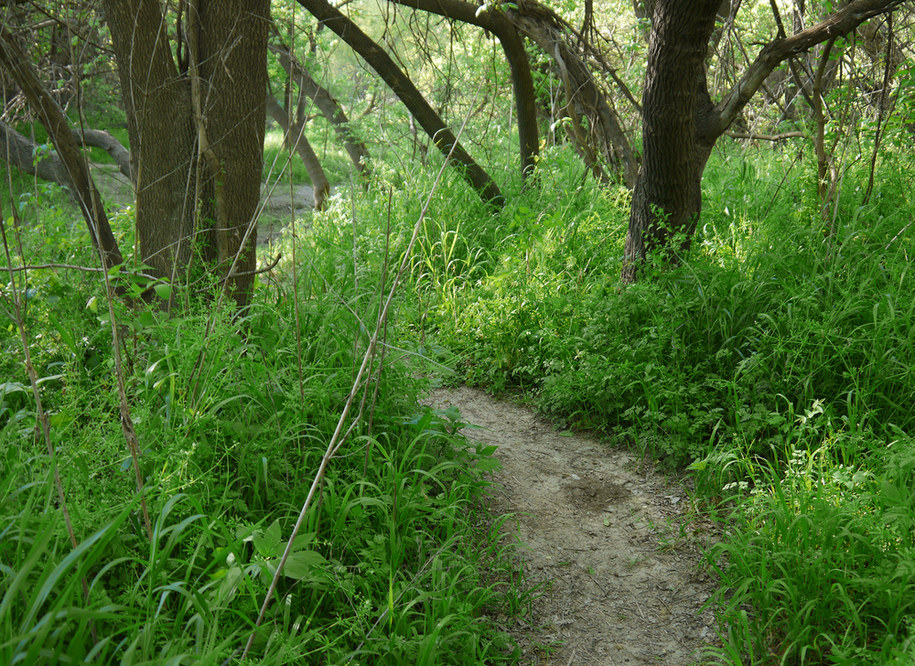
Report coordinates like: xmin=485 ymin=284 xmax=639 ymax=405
xmin=1 ymin=176 xmax=524 ymax=663
xmin=415 ymin=141 xmax=915 ymax=662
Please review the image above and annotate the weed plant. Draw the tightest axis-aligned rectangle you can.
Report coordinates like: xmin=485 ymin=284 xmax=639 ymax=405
xmin=414 ymin=140 xmax=915 ymax=663
xmin=1 ymin=181 xmax=523 ymax=663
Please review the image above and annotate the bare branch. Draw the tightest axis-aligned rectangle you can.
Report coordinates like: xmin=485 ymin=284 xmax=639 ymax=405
xmin=725 ymin=130 xmax=806 ymax=141
xmin=296 ymin=0 xmax=504 ymax=205
xmin=711 ymin=0 xmax=906 ymax=138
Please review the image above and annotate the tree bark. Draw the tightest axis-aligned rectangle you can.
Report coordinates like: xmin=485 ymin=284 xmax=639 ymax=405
xmin=104 ymin=0 xmax=197 ymax=282
xmin=104 ymin=0 xmax=268 ymax=307
xmin=266 ymin=93 xmax=330 ymax=210
xmin=0 ymin=25 xmax=122 ymax=270
xmin=296 ymin=0 xmax=504 ymax=206
xmin=621 ymin=0 xmax=720 ymax=282
xmin=622 ymin=0 xmax=906 ymax=282
xmin=194 ymin=0 xmax=270 ymax=305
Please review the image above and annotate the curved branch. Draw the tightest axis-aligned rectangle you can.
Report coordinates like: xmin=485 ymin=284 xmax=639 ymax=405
xmin=0 ymin=120 xmax=69 ymax=184
xmin=76 ymin=129 xmax=132 ymax=182
xmin=384 ymin=0 xmax=539 ymax=178
xmin=710 ymin=0 xmax=906 ymax=139
xmin=297 ymin=0 xmax=504 ymax=206
xmin=1 ymin=120 xmax=133 ymax=185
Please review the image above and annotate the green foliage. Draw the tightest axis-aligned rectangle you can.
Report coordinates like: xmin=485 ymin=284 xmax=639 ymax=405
xmin=416 ymin=140 xmax=915 ymax=662
xmin=1 ymin=179 xmax=524 ymax=663
xmin=705 ymin=423 xmax=915 ymax=665
xmin=4 ymin=4 xmax=914 ymax=659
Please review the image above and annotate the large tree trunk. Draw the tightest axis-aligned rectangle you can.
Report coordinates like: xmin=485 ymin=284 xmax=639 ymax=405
xmin=622 ymin=0 xmax=905 ymax=282
xmin=103 ymin=0 xmax=197 ymax=283
xmin=194 ymin=0 xmax=269 ymax=304
xmin=622 ymin=1 xmax=720 ymax=282
xmin=103 ymin=0 xmax=268 ymax=307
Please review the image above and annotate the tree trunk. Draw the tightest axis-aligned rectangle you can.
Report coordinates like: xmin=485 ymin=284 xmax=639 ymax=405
xmin=266 ymin=94 xmax=330 ymax=210
xmin=194 ymin=0 xmax=270 ymax=305
xmin=103 ymin=0 xmax=268 ymax=307
xmin=622 ymin=0 xmax=905 ymax=282
xmin=103 ymin=0 xmax=197 ymax=283
xmin=296 ymin=0 xmax=504 ymax=206
xmin=622 ymin=1 xmax=720 ymax=282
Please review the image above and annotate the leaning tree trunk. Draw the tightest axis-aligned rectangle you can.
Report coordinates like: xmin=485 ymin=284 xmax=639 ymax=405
xmin=271 ymin=41 xmax=371 ymax=178
xmin=622 ymin=0 xmax=720 ymax=283
xmin=297 ymin=0 xmax=504 ymax=206
xmin=266 ymin=94 xmax=331 ymax=210
xmin=509 ymin=7 xmax=639 ymax=187
xmin=0 ymin=26 xmax=122 ymax=270
xmin=103 ymin=0 xmax=268 ymax=307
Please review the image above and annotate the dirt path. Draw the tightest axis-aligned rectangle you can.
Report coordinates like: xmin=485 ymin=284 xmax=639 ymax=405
xmin=426 ymin=386 xmax=719 ymax=665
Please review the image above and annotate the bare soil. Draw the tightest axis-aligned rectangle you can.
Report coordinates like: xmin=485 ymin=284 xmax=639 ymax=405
xmin=426 ymin=386 xmax=720 ymax=665
xmin=89 ymin=164 xmax=720 ymax=661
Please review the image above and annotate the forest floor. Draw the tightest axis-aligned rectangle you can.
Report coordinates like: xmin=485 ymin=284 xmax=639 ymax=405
xmin=91 ymin=164 xmax=721 ymax=661
xmin=426 ymin=386 xmax=720 ymax=665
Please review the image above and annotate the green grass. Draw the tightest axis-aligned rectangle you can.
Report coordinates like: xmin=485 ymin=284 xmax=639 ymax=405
xmin=0 ymin=171 xmax=527 ymax=663
xmin=407 ymin=138 xmax=915 ymax=663
xmin=5 ymin=91 xmax=915 ymax=663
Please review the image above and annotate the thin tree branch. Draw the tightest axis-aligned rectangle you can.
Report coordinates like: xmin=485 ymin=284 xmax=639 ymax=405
xmin=725 ymin=130 xmax=806 ymax=140
xmin=711 ymin=0 xmax=905 ymax=139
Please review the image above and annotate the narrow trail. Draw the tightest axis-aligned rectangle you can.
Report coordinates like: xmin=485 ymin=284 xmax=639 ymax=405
xmin=427 ymin=387 xmax=719 ymax=665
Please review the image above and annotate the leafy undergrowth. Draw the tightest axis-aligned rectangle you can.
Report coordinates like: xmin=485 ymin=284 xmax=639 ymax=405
xmin=410 ymin=143 xmax=915 ymax=663
xmin=0 ymin=182 xmax=523 ymax=663
xmin=5 ymin=136 xmax=915 ymax=664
